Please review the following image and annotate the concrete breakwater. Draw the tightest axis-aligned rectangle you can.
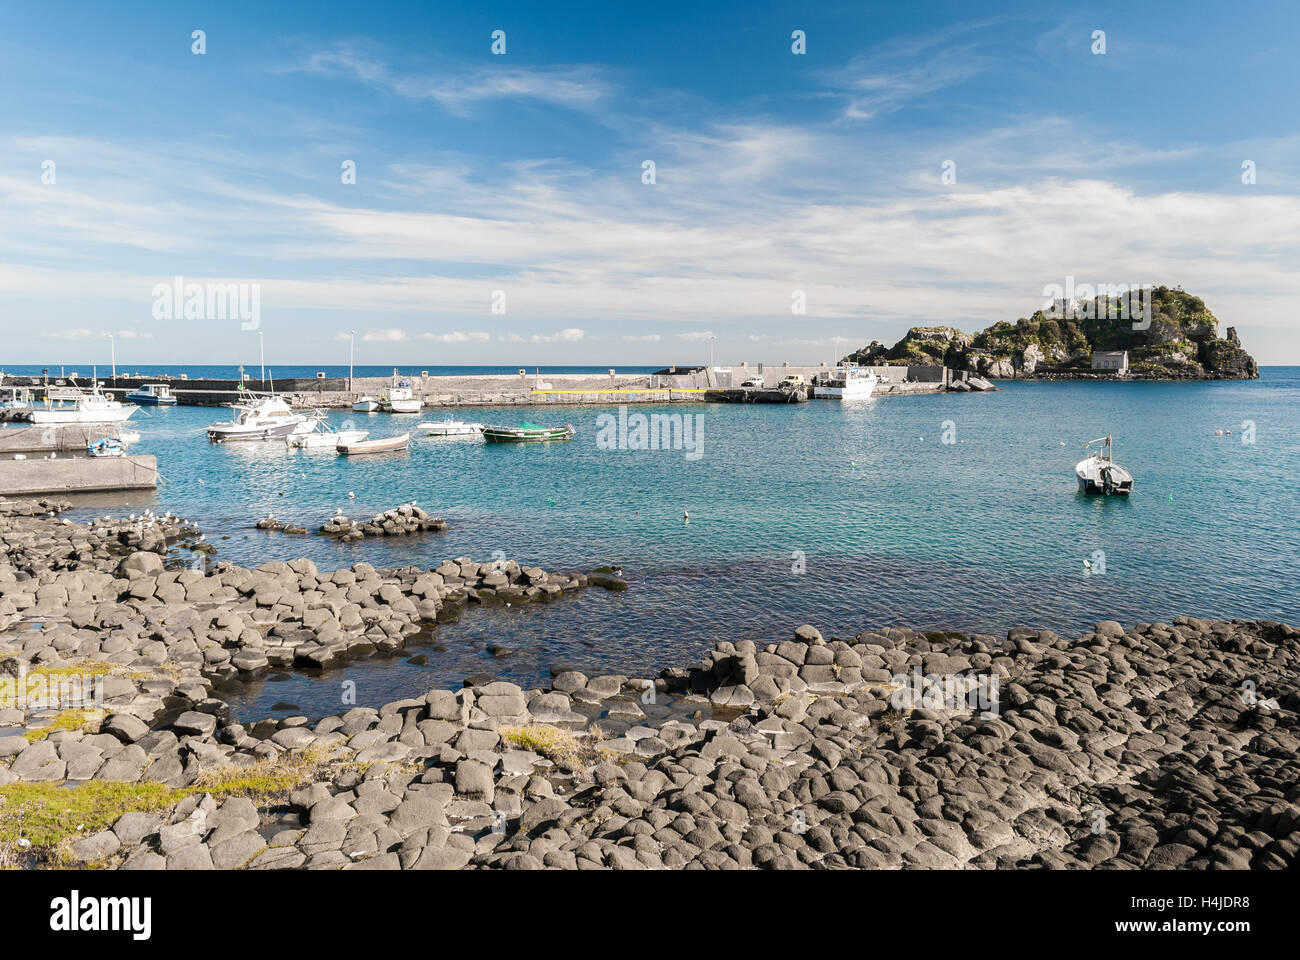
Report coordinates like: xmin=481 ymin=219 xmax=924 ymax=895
xmin=3 ymin=364 xmax=975 ymax=410
xmin=0 ymin=499 xmax=1296 ymax=870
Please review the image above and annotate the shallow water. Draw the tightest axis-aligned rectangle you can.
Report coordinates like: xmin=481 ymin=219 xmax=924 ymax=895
xmin=45 ymin=368 xmax=1300 ymax=720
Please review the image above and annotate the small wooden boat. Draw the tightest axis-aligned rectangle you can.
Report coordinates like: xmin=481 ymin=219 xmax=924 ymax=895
xmin=1075 ymin=434 xmax=1133 ymax=495
xmin=337 ymin=432 xmax=411 ymax=455
xmin=481 ymin=421 xmax=574 ymax=443
xmin=353 ymin=396 xmax=382 ymax=412
xmin=418 ymin=417 xmax=484 ymax=437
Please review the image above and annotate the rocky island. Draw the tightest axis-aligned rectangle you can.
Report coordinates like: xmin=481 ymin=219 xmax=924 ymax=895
xmin=845 ymin=287 xmax=1259 ymax=380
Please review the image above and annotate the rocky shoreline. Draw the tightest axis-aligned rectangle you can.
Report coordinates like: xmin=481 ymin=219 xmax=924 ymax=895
xmin=1 ymin=500 xmax=1296 ymax=870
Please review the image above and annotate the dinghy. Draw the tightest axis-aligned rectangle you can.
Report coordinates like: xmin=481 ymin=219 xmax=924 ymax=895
xmin=417 ymin=417 xmax=484 ymax=437
xmin=337 ymin=432 xmax=411 ymax=455
xmin=1075 ymin=435 xmax=1134 ymax=495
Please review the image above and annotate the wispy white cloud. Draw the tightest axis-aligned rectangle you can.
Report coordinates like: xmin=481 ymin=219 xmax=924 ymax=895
xmin=421 ymin=330 xmax=491 ymax=343
xmin=289 ymin=45 xmax=610 ymax=115
xmin=362 ymin=328 xmax=409 ymax=342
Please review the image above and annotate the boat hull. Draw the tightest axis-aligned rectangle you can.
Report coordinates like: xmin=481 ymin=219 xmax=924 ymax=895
xmin=352 ymin=398 xmax=381 ymax=412
xmin=813 ymin=383 xmax=876 ymax=399
xmin=482 ymin=426 xmax=574 ymax=443
xmin=288 ymin=429 xmax=369 ymax=449
xmin=28 ymin=407 xmax=136 ymax=424
xmin=383 ymin=400 xmax=422 ymax=414
xmin=126 ymin=393 xmax=177 ymax=405
xmin=208 ymin=419 xmax=303 ymax=443
xmin=337 ymin=433 xmax=411 ymax=455
xmin=418 ymin=421 xmax=483 ymax=436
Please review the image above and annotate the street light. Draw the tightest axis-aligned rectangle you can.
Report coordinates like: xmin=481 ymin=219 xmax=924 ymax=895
xmin=348 ymin=329 xmax=355 ymax=393
xmin=257 ymin=330 xmax=265 ymax=384
xmin=106 ymin=334 xmax=115 ymax=383
xmin=708 ymin=335 xmax=717 ymax=386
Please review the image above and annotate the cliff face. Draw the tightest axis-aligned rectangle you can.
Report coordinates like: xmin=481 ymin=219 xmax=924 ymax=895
xmin=842 ymin=287 xmax=1260 ymax=380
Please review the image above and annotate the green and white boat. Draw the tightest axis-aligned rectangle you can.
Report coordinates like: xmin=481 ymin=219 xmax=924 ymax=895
xmin=481 ymin=421 xmax=574 ymax=443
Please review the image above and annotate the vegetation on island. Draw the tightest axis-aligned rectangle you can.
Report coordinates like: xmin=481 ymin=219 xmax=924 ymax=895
xmin=843 ymin=286 xmax=1259 ymax=380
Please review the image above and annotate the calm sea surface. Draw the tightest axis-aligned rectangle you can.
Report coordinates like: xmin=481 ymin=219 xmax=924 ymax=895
xmin=32 ymin=367 xmax=1300 ymax=719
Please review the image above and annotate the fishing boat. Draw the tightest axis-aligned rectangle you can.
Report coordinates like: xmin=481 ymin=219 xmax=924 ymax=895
xmin=125 ymin=383 xmax=177 ymax=405
xmin=337 ymin=432 xmax=411 ymax=455
xmin=381 ymin=372 xmax=421 ymax=413
xmin=482 ymin=421 xmax=574 ymax=443
xmin=206 ymin=391 xmax=307 ymax=443
xmin=26 ymin=380 xmax=136 ymax=425
xmin=353 ymin=396 xmax=382 ymax=412
xmin=1075 ymin=435 xmax=1134 ymax=495
xmin=813 ymin=365 xmax=878 ymax=400
xmin=286 ymin=415 xmax=369 ymax=449
xmin=417 ymin=416 xmax=484 ymax=437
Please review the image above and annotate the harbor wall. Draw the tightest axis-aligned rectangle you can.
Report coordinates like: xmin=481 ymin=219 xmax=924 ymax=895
xmin=0 ymin=455 xmax=158 ymax=496
xmin=2 ymin=365 xmax=955 ymax=410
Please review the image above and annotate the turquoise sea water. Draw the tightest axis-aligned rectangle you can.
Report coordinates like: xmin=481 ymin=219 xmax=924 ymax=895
xmin=42 ymin=368 xmax=1300 ymax=718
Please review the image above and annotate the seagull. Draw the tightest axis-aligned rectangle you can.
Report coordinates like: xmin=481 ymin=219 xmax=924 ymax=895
xmin=683 ymin=510 xmax=690 ymax=522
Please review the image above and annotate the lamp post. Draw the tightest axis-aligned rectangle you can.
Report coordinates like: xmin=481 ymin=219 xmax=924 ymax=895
xmin=708 ymin=335 xmax=716 ymax=386
xmin=348 ymin=329 xmax=355 ymax=393
xmin=106 ymin=334 xmax=115 ymax=383
xmin=258 ymin=330 xmax=265 ymax=384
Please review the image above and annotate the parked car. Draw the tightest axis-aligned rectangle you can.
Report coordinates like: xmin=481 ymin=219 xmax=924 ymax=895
xmin=780 ymin=374 xmax=805 ymax=387
xmin=741 ymin=376 xmax=765 ymax=387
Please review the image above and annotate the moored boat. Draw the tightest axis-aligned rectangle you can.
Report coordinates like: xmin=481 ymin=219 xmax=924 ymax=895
xmin=125 ymin=383 xmax=177 ymax=405
xmin=206 ymin=391 xmax=307 ymax=443
xmin=1075 ymin=434 xmax=1134 ymax=495
xmin=287 ymin=415 xmax=369 ymax=449
xmin=381 ymin=371 xmax=422 ymax=413
xmin=482 ymin=421 xmax=574 ymax=443
xmin=353 ymin=396 xmax=382 ymax=412
xmin=813 ymin=365 xmax=878 ymax=399
xmin=337 ymin=432 xmax=411 ymax=455
xmin=86 ymin=437 xmax=128 ymax=457
xmin=26 ymin=380 xmax=136 ymax=425
xmin=417 ymin=417 xmax=484 ymax=437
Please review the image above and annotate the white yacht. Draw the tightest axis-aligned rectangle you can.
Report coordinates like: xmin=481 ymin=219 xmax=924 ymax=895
xmin=206 ymin=392 xmax=308 ymax=443
xmin=26 ymin=380 xmax=136 ymax=424
xmin=417 ymin=416 xmax=484 ymax=437
xmin=1075 ymin=435 xmax=1134 ymax=495
xmin=813 ymin=366 xmax=878 ymax=399
xmin=381 ymin=372 xmax=421 ymax=413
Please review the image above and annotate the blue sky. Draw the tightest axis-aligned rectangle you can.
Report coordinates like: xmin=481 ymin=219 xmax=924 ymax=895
xmin=2 ymin=0 xmax=1299 ymax=366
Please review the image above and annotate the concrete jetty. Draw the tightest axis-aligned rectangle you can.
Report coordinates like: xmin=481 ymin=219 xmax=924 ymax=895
xmin=0 ymin=423 xmax=126 ymax=455
xmin=0 ymin=454 xmax=158 ymax=496
xmin=2 ymin=363 xmax=964 ymax=410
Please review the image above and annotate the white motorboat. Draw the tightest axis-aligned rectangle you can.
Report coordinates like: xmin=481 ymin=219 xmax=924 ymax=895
xmin=813 ymin=366 xmax=878 ymax=399
xmin=382 ymin=373 xmax=421 ymax=413
xmin=1075 ymin=435 xmax=1134 ymax=495
xmin=26 ymin=380 xmax=136 ymax=424
xmin=125 ymin=383 xmax=177 ymax=405
xmin=417 ymin=417 xmax=484 ymax=437
xmin=87 ymin=437 xmax=128 ymax=457
xmin=287 ymin=415 xmax=370 ymax=449
xmin=207 ymin=391 xmax=307 ymax=443
xmin=353 ymin=396 xmax=382 ymax=412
